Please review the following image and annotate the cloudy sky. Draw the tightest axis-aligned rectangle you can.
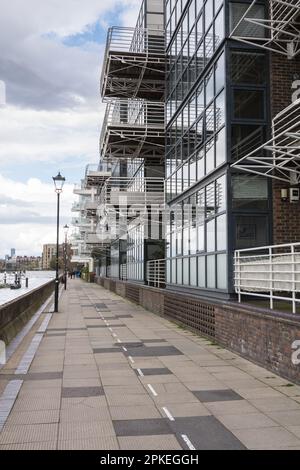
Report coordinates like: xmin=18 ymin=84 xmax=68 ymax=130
xmin=0 ymin=0 xmax=140 ymax=257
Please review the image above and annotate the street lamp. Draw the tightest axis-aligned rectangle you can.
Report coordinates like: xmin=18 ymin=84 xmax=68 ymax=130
xmin=52 ymin=172 xmax=65 ymax=312
xmin=63 ymin=224 xmax=69 ymax=290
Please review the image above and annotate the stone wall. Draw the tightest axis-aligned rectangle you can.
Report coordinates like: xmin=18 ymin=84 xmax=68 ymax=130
xmin=96 ymin=276 xmax=300 ymax=384
xmin=0 ymin=280 xmax=55 ymax=344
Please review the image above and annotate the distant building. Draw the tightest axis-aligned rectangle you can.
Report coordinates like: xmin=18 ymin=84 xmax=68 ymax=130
xmin=42 ymin=244 xmax=58 ymax=270
xmin=42 ymin=244 xmax=72 ymax=270
xmin=10 ymin=248 xmax=16 ymax=258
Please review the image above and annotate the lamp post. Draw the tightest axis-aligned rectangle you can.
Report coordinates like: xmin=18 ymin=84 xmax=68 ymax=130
xmin=63 ymin=224 xmax=69 ymax=290
xmin=52 ymin=172 xmax=65 ymax=312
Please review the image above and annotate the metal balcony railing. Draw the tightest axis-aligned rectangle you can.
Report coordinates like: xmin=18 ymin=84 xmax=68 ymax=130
xmin=103 ymin=99 xmax=164 ymax=128
xmin=84 ymin=163 xmax=112 ymax=187
xmin=71 ymin=217 xmax=91 ymax=228
xmin=234 ymin=242 xmax=300 ymax=314
xmin=146 ymin=259 xmax=166 ymax=289
xmin=100 ymin=99 xmax=165 ymax=159
xmin=101 ymin=26 xmax=165 ymax=99
xmin=230 ymin=0 xmax=300 ymax=58
xmin=71 ymin=202 xmax=82 ymax=212
xmin=73 ymin=184 xmax=95 ymax=196
xmin=100 ymin=176 xmax=165 ymax=208
xmin=120 ymin=264 xmax=127 ymax=281
xmin=232 ymin=99 xmax=300 ymax=184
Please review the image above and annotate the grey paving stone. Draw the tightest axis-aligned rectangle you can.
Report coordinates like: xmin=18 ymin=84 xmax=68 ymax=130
xmin=93 ymin=348 xmax=122 ymax=354
xmin=140 ymin=339 xmax=167 ymax=343
xmin=6 ymin=372 xmax=63 ymax=381
xmin=45 ymin=333 xmax=66 ymax=337
xmin=193 ymin=389 xmax=244 ymax=403
xmin=125 ymin=346 xmax=183 ymax=357
xmin=62 ymin=387 xmax=104 ymax=398
xmin=169 ymin=416 xmax=246 ymax=450
xmin=94 ymin=303 xmax=108 ymax=309
xmin=90 ymin=324 xmax=125 ymax=328
xmin=139 ymin=368 xmax=172 ymax=376
xmin=113 ymin=418 xmax=171 ymax=436
xmin=116 ymin=315 xmax=133 ymax=319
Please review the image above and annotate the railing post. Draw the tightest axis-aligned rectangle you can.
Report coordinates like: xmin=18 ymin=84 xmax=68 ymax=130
xmin=291 ymin=244 xmax=296 ymax=314
xmin=269 ymin=247 xmax=273 ymax=310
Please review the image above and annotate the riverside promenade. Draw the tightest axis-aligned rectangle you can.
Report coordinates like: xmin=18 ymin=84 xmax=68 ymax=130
xmin=0 ymin=279 xmax=300 ymax=450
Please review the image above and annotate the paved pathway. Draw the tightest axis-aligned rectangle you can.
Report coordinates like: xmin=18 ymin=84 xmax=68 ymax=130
xmin=1 ymin=279 xmax=300 ymax=450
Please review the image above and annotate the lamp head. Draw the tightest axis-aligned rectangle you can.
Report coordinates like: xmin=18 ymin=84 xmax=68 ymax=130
xmin=53 ymin=172 xmax=65 ymax=193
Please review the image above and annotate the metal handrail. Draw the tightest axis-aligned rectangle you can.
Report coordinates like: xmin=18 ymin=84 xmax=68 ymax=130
xmin=146 ymin=258 xmax=166 ymax=289
xmin=234 ymin=242 xmax=300 ymax=313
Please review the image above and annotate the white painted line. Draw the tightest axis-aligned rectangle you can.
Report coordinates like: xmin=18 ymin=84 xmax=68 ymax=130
xmin=181 ymin=434 xmax=196 ymax=451
xmin=162 ymin=406 xmax=175 ymax=421
xmin=108 ymin=327 xmax=112 ymax=332
xmin=122 ymin=346 xmax=127 ymax=352
xmin=15 ymin=332 xmax=43 ymax=375
xmin=128 ymin=356 xmax=135 ymax=364
xmin=112 ymin=333 xmax=117 ymax=338
xmin=0 ymin=380 xmax=23 ymax=431
xmin=137 ymin=368 xmax=144 ymax=377
xmin=147 ymin=384 xmax=158 ymax=397
xmin=117 ymin=339 xmax=121 ymax=343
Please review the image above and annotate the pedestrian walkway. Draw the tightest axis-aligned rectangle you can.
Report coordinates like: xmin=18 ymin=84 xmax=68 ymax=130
xmin=1 ymin=279 xmax=300 ymax=450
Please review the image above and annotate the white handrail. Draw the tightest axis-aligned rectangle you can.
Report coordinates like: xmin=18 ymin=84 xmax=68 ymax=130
xmin=234 ymin=242 xmax=300 ymax=313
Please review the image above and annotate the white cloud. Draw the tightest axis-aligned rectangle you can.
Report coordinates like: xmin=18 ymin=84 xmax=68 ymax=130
xmin=0 ymin=174 xmax=74 ymax=256
xmin=0 ymin=0 xmax=142 ymax=258
xmin=0 ymin=104 xmax=104 ymax=164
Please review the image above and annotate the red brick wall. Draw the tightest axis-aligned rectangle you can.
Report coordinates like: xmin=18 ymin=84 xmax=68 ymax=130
xmin=271 ymin=53 xmax=300 ymax=244
xmin=96 ymin=277 xmax=300 ymax=384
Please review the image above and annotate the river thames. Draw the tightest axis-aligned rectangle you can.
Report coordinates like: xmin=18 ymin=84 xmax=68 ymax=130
xmin=0 ymin=271 xmax=55 ymax=306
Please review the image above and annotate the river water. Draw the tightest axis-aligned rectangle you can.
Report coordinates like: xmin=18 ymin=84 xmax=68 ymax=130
xmin=0 ymin=271 xmax=55 ymax=306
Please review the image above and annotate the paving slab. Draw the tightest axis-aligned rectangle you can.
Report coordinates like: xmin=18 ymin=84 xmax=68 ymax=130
xmin=1 ymin=279 xmax=300 ymax=451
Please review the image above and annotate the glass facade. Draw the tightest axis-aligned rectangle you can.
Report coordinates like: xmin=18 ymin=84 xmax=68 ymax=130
xmin=166 ymin=51 xmax=226 ymax=200
xmin=166 ymin=174 xmax=227 ymax=290
xmin=165 ymin=0 xmax=271 ymax=296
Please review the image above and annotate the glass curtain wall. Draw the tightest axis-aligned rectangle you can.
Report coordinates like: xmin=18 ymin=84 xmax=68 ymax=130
xmin=165 ymin=0 xmax=227 ymax=294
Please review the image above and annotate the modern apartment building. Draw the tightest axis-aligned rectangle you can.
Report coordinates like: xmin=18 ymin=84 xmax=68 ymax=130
xmin=72 ymin=0 xmax=300 ymax=313
xmin=42 ymin=244 xmax=66 ymax=270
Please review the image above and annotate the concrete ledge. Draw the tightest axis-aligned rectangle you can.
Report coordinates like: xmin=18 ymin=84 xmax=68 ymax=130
xmin=0 ymin=280 xmax=55 ymax=345
xmin=95 ymin=276 xmax=300 ymax=384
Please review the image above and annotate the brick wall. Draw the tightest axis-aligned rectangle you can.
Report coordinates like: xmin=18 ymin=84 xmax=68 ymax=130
xmin=96 ymin=277 xmax=300 ymax=384
xmin=271 ymin=53 xmax=300 ymax=244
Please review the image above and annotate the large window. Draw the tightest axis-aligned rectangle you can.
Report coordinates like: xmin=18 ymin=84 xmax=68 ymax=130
xmin=229 ymin=2 xmax=266 ymax=38
xmin=166 ymin=0 xmax=225 ymax=122
xmin=166 ymin=51 xmax=226 ymax=200
xmin=166 ymin=173 xmax=227 ymax=290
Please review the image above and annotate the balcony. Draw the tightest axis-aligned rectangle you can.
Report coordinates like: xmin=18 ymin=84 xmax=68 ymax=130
xmin=100 ymin=99 xmax=165 ymax=160
xmin=73 ymin=184 xmax=95 ymax=196
xmin=71 ymin=217 xmax=92 ymax=229
xmin=71 ymin=202 xmax=82 ymax=212
xmin=101 ymin=26 xmax=165 ymax=100
xmin=84 ymin=163 xmax=111 ymax=187
xmin=100 ymin=176 xmax=165 ymax=208
xmin=230 ymin=0 xmax=300 ymax=58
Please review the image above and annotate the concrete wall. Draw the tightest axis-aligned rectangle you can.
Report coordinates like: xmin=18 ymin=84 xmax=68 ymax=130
xmin=0 ymin=280 xmax=55 ymax=345
xmin=96 ymin=276 xmax=300 ymax=384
